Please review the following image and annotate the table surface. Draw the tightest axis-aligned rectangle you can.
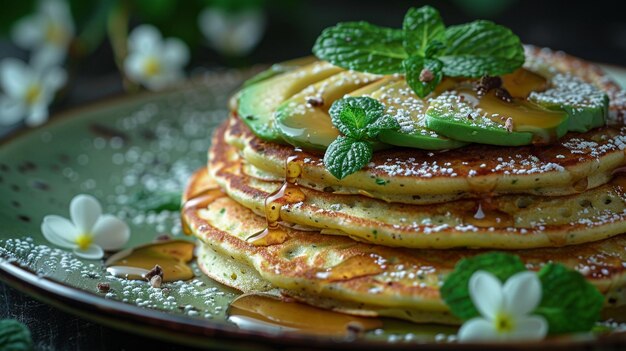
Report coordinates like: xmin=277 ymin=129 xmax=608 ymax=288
xmin=2 ymin=65 xmax=626 ymax=351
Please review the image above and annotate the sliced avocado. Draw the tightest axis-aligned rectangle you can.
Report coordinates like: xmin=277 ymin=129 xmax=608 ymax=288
xmin=529 ymin=73 xmax=608 ymax=132
xmin=501 ymin=68 xmax=548 ymax=98
xmin=369 ymin=80 xmax=468 ymax=150
xmin=242 ymin=56 xmax=318 ymax=88
xmin=274 ymin=71 xmax=381 ymax=150
xmin=237 ymin=61 xmax=342 ymax=143
xmin=426 ymin=89 xmax=569 ymax=146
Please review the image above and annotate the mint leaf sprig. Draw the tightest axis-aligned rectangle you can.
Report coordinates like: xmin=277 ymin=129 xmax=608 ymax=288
xmin=323 ymin=97 xmax=399 ymax=180
xmin=440 ymin=252 xmax=604 ymax=335
xmin=0 ymin=319 xmax=33 ymax=351
xmin=313 ymin=6 xmax=525 ymax=98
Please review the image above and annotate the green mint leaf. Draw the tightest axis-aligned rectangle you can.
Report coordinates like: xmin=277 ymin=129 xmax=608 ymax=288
xmin=402 ymin=6 xmax=445 ymax=56
xmin=323 ymin=136 xmax=373 ymax=179
xmin=440 ymin=252 xmax=526 ymax=320
xmin=313 ymin=22 xmax=407 ymax=75
xmin=132 ymin=190 xmax=182 ymax=212
xmin=439 ymin=20 xmax=524 ymax=77
xmin=365 ymin=115 xmax=400 ymax=138
xmin=403 ymin=56 xmax=443 ymax=98
xmin=0 ymin=319 xmax=33 ymax=351
xmin=534 ymin=263 xmax=604 ymax=334
xmin=329 ymin=97 xmax=386 ymax=139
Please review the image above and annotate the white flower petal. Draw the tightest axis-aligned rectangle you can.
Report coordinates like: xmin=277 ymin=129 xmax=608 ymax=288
xmin=70 ymin=194 xmax=102 ymax=233
xmin=0 ymin=58 xmax=31 ymax=97
xmin=123 ymin=53 xmax=145 ymax=82
xmin=143 ymin=70 xmax=183 ymax=91
xmin=31 ymin=46 xmax=66 ymax=70
xmin=25 ymin=104 xmax=49 ymax=127
xmin=11 ymin=16 xmax=44 ymax=49
xmin=469 ymin=270 xmax=503 ymax=319
xmin=503 ymin=271 xmax=542 ymax=316
xmin=73 ymin=244 xmax=104 ymax=260
xmin=507 ymin=315 xmax=548 ymax=341
xmin=162 ymin=38 xmax=189 ymax=67
xmin=199 ymin=8 xmax=265 ymax=56
xmin=41 ymin=66 xmax=67 ymax=91
xmin=41 ymin=216 xmax=76 ymax=248
xmin=458 ymin=317 xmax=498 ymax=342
xmin=92 ymin=214 xmax=130 ymax=250
xmin=42 ymin=214 xmax=79 ymax=242
xmin=128 ymin=25 xmax=162 ymax=54
xmin=0 ymin=96 xmax=25 ymax=125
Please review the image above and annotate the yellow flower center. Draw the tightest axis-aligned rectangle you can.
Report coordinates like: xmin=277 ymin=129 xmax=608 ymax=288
xmin=25 ymin=84 xmax=42 ymax=106
xmin=494 ymin=312 xmax=515 ymax=333
xmin=143 ymin=57 xmax=161 ymax=77
xmin=75 ymin=234 xmax=93 ymax=250
xmin=45 ymin=22 xmax=66 ymax=45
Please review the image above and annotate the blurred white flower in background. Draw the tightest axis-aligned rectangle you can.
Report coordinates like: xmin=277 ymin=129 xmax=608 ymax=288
xmin=11 ymin=0 xmax=75 ymax=68
xmin=198 ymin=7 xmax=266 ymax=57
xmin=0 ymin=58 xmax=66 ymax=126
xmin=41 ymin=194 xmax=130 ymax=260
xmin=124 ymin=25 xmax=190 ymax=91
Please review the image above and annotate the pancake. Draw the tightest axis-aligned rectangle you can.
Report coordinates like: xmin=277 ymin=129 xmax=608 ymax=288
xmin=226 ymin=47 xmax=626 ymax=204
xmin=211 ymin=120 xmax=626 ymax=249
xmin=183 ymin=167 xmax=626 ymax=325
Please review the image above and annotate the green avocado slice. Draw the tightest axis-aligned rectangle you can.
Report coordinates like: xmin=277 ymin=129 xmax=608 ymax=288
xmin=274 ymin=71 xmax=382 ymax=151
xmin=237 ymin=61 xmax=342 ymax=143
xmin=529 ymin=73 xmax=608 ymax=132
xmin=370 ymin=80 xmax=468 ymax=150
xmin=426 ymin=89 xmax=569 ymax=146
xmin=242 ymin=56 xmax=318 ymax=88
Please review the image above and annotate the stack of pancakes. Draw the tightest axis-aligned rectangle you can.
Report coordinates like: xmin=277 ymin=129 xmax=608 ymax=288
xmin=182 ymin=46 xmax=626 ymax=324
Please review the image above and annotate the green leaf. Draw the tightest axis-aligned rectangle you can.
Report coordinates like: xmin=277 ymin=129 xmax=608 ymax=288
xmin=534 ymin=263 xmax=604 ymax=334
xmin=365 ymin=115 xmax=400 ymax=138
xmin=312 ymin=22 xmax=407 ymax=75
xmin=323 ymin=136 xmax=373 ymax=179
xmin=329 ymin=97 xmax=385 ymax=139
xmin=403 ymin=56 xmax=443 ymax=98
xmin=402 ymin=6 xmax=445 ymax=56
xmin=0 ymin=319 xmax=33 ymax=351
xmin=439 ymin=20 xmax=524 ymax=77
xmin=132 ymin=190 xmax=182 ymax=212
xmin=439 ymin=252 xmax=526 ymax=320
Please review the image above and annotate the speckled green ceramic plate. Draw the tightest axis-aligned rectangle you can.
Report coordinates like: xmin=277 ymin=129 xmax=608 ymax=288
xmin=1 ymin=69 xmax=626 ymax=350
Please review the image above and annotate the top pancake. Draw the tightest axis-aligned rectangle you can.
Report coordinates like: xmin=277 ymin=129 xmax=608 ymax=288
xmin=228 ymin=47 xmax=626 ymax=204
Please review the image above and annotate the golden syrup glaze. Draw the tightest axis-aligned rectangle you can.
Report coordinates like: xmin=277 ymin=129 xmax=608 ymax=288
xmin=247 ymin=150 xmax=306 ymax=246
xmin=105 ymin=240 xmax=195 ymax=282
xmin=315 ymin=254 xmax=387 ymax=282
xmin=227 ymin=293 xmax=383 ymax=336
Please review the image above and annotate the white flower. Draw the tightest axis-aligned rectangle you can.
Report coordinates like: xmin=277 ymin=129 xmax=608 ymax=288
xmin=124 ymin=25 xmax=189 ymax=91
xmin=198 ymin=7 xmax=266 ymax=56
xmin=458 ymin=270 xmax=548 ymax=342
xmin=0 ymin=58 xmax=66 ymax=126
xmin=11 ymin=0 xmax=74 ymax=67
xmin=41 ymin=194 xmax=130 ymax=260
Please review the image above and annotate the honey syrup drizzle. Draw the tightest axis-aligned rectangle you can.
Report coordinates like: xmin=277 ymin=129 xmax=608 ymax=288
xmin=247 ymin=149 xmax=306 ymax=246
xmin=315 ymin=254 xmax=386 ymax=282
xmin=105 ymin=240 xmax=195 ymax=282
xmin=227 ymin=293 xmax=383 ymax=336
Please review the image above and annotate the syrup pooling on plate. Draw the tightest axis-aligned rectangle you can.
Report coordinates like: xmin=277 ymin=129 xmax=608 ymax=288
xmin=105 ymin=240 xmax=195 ymax=282
xmin=247 ymin=149 xmax=306 ymax=246
xmin=227 ymin=293 xmax=383 ymax=336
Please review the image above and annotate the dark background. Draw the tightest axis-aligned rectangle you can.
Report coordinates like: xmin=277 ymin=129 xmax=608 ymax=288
xmin=1 ymin=0 xmax=625 ymax=112
xmin=1 ymin=0 xmax=625 ymax=349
